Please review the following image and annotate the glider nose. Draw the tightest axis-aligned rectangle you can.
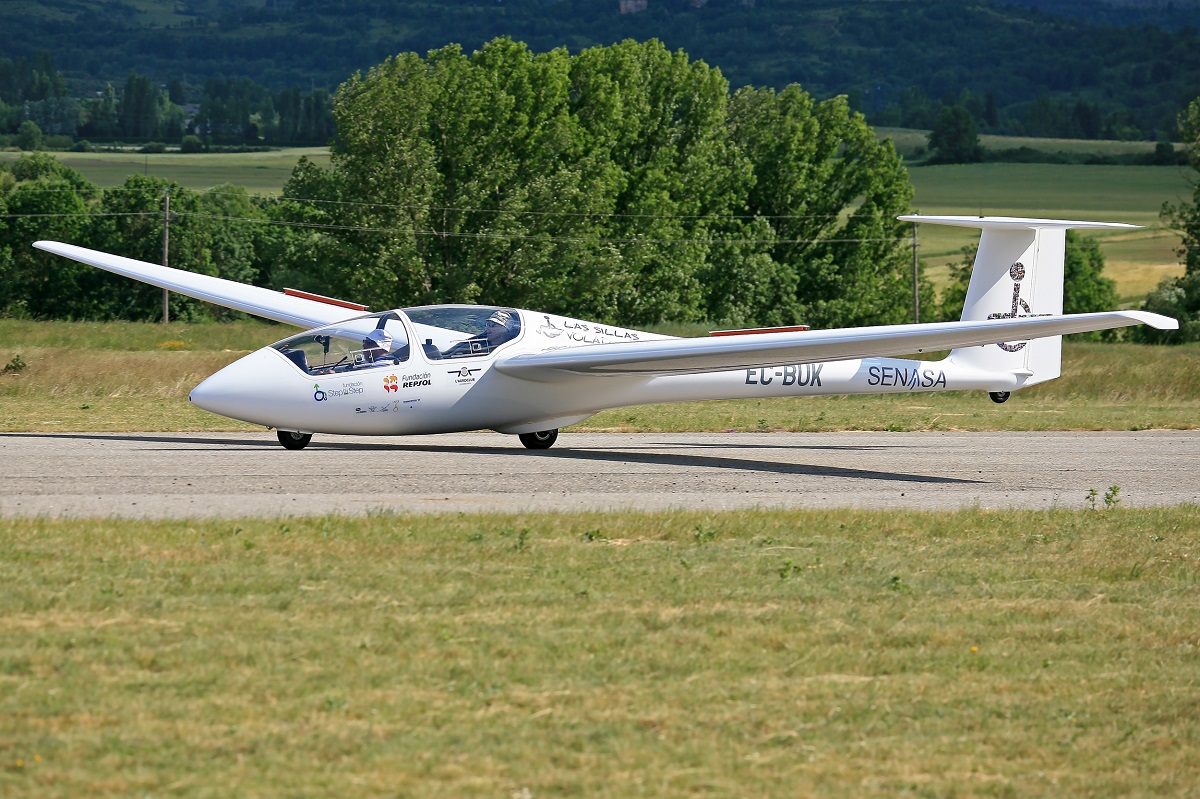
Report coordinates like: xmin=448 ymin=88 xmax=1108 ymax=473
xmin=190 ymin=348 xmax=287 ymax=423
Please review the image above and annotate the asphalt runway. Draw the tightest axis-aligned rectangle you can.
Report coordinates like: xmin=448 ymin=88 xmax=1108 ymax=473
xmin=2 ymin=430 xmax=1197 ymax=518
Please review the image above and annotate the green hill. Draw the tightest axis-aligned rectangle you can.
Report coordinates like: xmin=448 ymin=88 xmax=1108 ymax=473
xmin=4 ymin=0 xmax=1200 ymax=138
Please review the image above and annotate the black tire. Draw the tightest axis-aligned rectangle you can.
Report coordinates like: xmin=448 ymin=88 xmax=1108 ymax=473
xmin=989 ymin=391 xmax=1011 ymax=404
xmin=277 ymin=430 xmax=313 ymax=450
xmin=518 ymin=429 xmax=558 ymax=450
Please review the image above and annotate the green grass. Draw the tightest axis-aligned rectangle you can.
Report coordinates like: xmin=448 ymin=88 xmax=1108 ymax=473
xmin=1 ymin=321 xmax=1197 ymax=433
xmin=878 ymin=127 xmax=1169 ymax=161
xmin=2 ymin=507 xmax=1198 ymax=796
xmin=0 ymin=148 xmax=330 ymax=194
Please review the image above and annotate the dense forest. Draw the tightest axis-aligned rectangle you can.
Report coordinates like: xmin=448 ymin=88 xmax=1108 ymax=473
xmin=3 ymin=0 xmax=1200 ymax=144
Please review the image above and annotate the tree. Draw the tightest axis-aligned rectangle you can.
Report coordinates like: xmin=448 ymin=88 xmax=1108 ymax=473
xmin=81 ymin=83 xmax=120 ymax=139
xmin=0 ymin=156 xmax=92 ymax=318
xmin=277 ymin=38 xmax=917 ymax=328
xmin=1062 ymin=231 xmax=1119 ymax=340
xmin=15 ymin=119 xmax=43 ymax=151
xmin=927 ymin=105 xmax=982 ymax=163
xmin=88 ymin=175 xmax=270 ymax=320
xmin=1137 ymin=96 xmax=1200 ymax=343
xmin=118 ymin=71 xmax=162 ymax=139
xmin=727 ymin=87 xmax=918 ymax=327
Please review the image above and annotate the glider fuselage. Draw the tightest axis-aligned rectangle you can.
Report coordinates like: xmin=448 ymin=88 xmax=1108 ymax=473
xmin=188 ymin=305 xmax=1020 ymax=437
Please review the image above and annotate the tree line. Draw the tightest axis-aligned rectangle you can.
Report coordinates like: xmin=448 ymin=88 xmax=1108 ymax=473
xmin=0 ymin=53 xmax=335 ymax=149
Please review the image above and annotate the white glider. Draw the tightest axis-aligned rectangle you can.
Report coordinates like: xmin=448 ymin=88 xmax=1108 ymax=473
xmin=35 ymin=215 xmax=1176 ymax=449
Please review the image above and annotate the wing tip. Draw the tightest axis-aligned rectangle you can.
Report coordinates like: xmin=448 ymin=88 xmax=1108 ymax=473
xmin=1127 ymin=311 xmax=1179 ymax=330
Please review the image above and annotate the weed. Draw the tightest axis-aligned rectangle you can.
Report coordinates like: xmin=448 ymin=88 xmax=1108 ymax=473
xmin=2 ymin=355 xmax=26 ymax=374
xmin=580 ymin=528 xmax=606 ymax=542
xmin=778 ymin=559 xmax=802 ymax=580
xmin=693 ymin=523 xmax=718 ymax=543
xmin=500 ymin=527 xmax=530 ymax=551
xmin=320 ymin=696 xmax=347 ymax=712
xmin=1088 ymin=485 xmax=1123 ymax=510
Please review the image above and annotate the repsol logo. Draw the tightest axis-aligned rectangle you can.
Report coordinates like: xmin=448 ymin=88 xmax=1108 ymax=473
xmin=745 ymin=364 xmax=823 ymax=387
xmin=403 ymin=379 xmax=432 ymax=388
xmin=867 ymin=365 xmax=947 ymax=390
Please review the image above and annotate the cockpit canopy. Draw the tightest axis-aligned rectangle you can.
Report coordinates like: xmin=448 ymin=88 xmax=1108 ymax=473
xmin=271 ymin=306 xmax=522 ymax=375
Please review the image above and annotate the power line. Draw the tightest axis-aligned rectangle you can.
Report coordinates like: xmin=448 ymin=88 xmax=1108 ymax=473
xmin=0 ymin=211 xmax=158 ymax=219
xmin=0 ymin=207 xmax=910 ymax=243
xmin=0 ymin=183 xmax=865 ymax=222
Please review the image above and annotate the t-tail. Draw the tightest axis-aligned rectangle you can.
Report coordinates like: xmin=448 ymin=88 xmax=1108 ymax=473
xmin=900 ymin=215 xmax=1138 ymax=392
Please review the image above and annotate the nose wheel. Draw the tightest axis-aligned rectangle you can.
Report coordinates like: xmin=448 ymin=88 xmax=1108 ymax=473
xmin=989 ymin=391 xmax=1011 ymax=404
xmin=277 ymin=430 xmax=313 ymax=450
xmin=518 ymin=429 xmax=559 ymax=449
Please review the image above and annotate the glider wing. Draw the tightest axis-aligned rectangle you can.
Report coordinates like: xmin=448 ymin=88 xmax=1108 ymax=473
xmin=495 ymin=312 xmax=1178 ymax=382
xmin=33 ymin=241 xmax=362 ymax=329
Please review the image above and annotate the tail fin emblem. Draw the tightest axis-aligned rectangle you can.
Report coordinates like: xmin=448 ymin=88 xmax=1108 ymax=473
xmin=987 ymin=263 xmax=1034 ymax=352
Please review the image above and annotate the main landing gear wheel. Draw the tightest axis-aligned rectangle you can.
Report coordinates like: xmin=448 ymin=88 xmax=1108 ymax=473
xmin=989 ymin=391 xmax=1011 ymax=404
xmin=519 ymin=429 xmax=559 ymax=450
xmin=277 ymin=430 xmax=313 ymax=450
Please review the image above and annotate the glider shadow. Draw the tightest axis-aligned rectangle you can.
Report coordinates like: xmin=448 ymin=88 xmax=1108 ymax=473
xmin=5 ymin=432 xmax=981 ymax=485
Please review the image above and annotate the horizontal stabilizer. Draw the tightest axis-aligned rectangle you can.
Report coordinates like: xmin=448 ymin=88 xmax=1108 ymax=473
xmin=897 ymin=215 xmax=1140 ymax=231
xmin=34 ymin=241 xmax=363 ymax=329
xmin=495 ymin=311 xmax=1177 ymax=382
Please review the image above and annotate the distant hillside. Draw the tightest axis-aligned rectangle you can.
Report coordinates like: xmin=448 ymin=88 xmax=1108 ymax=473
xmin=999 ymin=0 xmax=1200 ymax=27
xmin=3 ymin=0 xmax=1200 ymax=138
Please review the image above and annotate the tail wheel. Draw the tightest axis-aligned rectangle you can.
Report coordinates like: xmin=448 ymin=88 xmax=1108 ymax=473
xmin=518 ymin=429 xmax=558 ymax=450
xmin=277 ymin=430 xmax=313 ymax=450
xmin=989 ymin=391 xmax=1011 ymax=404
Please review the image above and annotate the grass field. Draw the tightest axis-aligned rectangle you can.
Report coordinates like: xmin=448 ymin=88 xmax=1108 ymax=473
xmin=2 ymin=320 xmax=1197 ymax=435
xmin=907 ymin=163 xmax=1191 ymax=301
xmin=2 ymin=507 xmax=1198 ymax=796
xmin=0 ymin=148 xmax=331 ymax=195
xmin=877 ymin=127 xmax=1169 ymax=160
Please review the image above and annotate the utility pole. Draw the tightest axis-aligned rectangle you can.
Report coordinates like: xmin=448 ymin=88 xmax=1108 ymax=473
xmin=162 ymin=189 xmax=170 ymax=324
xmin=911 ymin=220 xmax=920 ymax=324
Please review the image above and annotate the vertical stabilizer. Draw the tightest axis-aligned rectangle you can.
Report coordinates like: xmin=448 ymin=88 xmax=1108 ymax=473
xmin=900 ymin=216 xmax=1137 ymax=388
